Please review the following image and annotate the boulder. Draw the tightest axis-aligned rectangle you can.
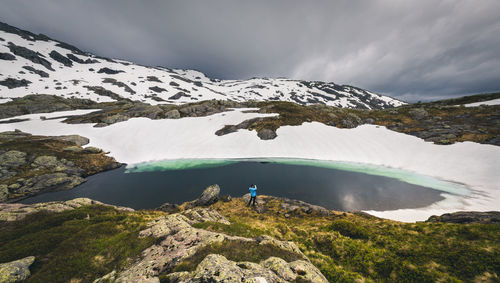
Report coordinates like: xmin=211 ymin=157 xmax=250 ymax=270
xmin=257 ymin=129 xmax=277 ymax=140
xmin=194 ymin=184 xmax=220 ymax=207
xmin=0 ymin=151 xmax=27 ymax=168
xmin=31 ymin=155 xmax=58 ymax=168
xmin=341 ymin=113 xmax=362 ymax=128
xmin=165 ymin=109 xmax=181 ymax=119
xmin=0 ymin=256 xmax=35 ymax=283
xmin=408 ymin=108 xmax=428 ymax=120
xmin=55 ymin=135 xmax=90 ymax=146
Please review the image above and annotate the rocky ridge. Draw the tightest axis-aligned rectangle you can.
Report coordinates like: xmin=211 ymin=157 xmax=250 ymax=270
xmin=0 ymin=130 xmax=120 ymax=201
xmin=91 ymin=185 xmax=328 ymax=283
xmin=0 ymin=197 xmax=133 ymax=222
xmin=0 ymin=21 xmax=403 ymax=109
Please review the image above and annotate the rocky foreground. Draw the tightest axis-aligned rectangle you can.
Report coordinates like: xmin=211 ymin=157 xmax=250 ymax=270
xmin=0 ymin=185 xmax=499 ymax=282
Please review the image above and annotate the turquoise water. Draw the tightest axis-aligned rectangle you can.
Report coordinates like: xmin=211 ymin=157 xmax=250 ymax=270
xmin=127 ymin=158 xmax=471 ymax=197
xmin=22 ymin=159 xmax=463 ymax=211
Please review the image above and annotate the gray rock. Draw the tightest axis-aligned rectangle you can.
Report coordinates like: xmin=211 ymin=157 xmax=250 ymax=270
xmin=8 ymin=42 xmax=53 ymax=71
xmin=408 ymin=108 xmax=428 ymax=120
xmin=32 ymin=155 xmax=58 ymax=168
xmin=97 ymin=67 xmax=124 ymax=75
xmin=22 ymin=66 xmax=49 ymax=78
xmin=426 ymin=211 xmax=500 ymax=224
xmin=0 ymin=256 xmax=35 ymax=283
xmin=0 ymin=78 xmax=31 ymax=89
xmin=55 ymin=135 xmax=90 ymax=146
xmin=149 ymin=86 xmax=167 ymax=93
xmin=157 ymin=202 xmax=180 ymax=213
xmin=341 ymin=113 xmax=362 ymax=128
xmin=102 ymin=114 xmax=129 ymax=124
xmin=49 ymin=50 xmax=72 ymax=67
xmin=257 ymin=129 xmax=277 ymax=140
xmin=194 ymin=184 xmax=220 ymax=207
xmin=365 ymin=118 xmax=375 ymax=124
xmin=0 ymin=52 xmax=16 ymax=61
xmin=165 ymin=109 xmax=181 ymax=119
xmin=0 ymin=151 xmax=27 ymax=168
xmin=164 ymin=254 xmax=328 ymax=283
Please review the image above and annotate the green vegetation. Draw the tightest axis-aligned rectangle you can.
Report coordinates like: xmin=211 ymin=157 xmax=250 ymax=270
xmin=1 ymin=197 xmax=499 ymax=282
xmin=172 ymin=239 xmax=304 ymax=273
xmin=193 ymin=220 xmax=268 ymax=238
xmin=206 ymin=197 xmax=500 ymax=282
xmin=0 ymin=205 xmax=159 ymax=282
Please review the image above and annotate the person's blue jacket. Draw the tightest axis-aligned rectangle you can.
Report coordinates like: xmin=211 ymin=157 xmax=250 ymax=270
xmin=249 ymin=185 xmax=257 ymax=197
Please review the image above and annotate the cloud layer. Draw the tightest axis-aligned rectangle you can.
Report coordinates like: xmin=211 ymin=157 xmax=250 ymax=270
xmin=1 ymin=0 xmax=499 ymax=101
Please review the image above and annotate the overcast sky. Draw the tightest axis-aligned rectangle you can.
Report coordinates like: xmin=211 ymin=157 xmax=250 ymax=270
xmin=1 ymin=0 xmax=499 ymax=101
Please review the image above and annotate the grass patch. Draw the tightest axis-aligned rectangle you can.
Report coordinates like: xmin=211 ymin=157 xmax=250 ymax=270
xmin=207 ymin=198 xmax=500 ymax=282
xmin=0 ymin=205 xmax=156 ymax=282
xmin=326 ymin=219 xmax=369 ymax=239
xmin=172 ymin=239 xmax=304 ymax=273
xmin=192 ymin=221 xmax=267 ymax=238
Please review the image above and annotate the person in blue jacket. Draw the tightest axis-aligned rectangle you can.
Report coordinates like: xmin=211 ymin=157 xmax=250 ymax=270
xmin=247 ymin=184 xmax=257 ymax=206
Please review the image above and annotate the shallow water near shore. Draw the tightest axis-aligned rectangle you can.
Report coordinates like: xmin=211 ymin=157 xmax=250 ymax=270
xmin=19 ymin=159 xmax=467 ymax=211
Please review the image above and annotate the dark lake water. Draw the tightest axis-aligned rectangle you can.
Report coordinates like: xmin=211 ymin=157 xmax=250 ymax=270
xmin=21 ymin=161 xmax=445 ymax=211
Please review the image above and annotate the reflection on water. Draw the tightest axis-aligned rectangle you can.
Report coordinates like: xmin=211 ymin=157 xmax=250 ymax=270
xmin=22 ymin=162 xmax=445 ymax=211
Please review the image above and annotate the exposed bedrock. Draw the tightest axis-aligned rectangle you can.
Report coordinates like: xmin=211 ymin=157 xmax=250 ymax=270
xmin=0 ymin=131 xmax=120 ymax=202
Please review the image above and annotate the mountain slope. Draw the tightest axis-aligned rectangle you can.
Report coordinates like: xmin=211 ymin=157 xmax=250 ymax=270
xmin=0 ymin=22 xmax=404 ymax=109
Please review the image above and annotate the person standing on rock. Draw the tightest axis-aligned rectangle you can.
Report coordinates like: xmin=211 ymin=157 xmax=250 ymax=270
xmin=247 ymin=184 xmax=257 ymax=206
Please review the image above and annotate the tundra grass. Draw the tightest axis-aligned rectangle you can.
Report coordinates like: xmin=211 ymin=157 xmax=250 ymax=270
xmin=0 ymin=205 xmax=159 ymax=283
xmin=204 ymin=197 xmax=500 ymax=282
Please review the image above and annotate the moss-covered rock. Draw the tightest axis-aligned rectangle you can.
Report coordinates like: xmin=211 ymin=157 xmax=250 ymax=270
xmin=0 ymin=131 xmax=120 ymax=201
xmin=164 ymin=254 xmax=328 ymax=283
xmin=0 ymin=256 xmax=35 ymax=283
xmin=0 ymin=151 xmax=27 ymax=168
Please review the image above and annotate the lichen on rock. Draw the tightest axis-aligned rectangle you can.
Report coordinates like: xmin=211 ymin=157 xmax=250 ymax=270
xmin=0 ymin=256 xmax=35 ymax=283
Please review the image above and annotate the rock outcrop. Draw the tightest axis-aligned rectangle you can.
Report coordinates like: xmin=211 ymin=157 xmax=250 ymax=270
xmin=0 ymin=256 xmax=35 ymax=283
xmin=94 ymin=205 xmax=319 ymax=283
xmin=0 ymin=198 xmax=133 ymax=221
xmin=426 ymin=211 xmax=500 ymax=224
xmin=164 ymin=254 xmax=328 ymax=283
xmin=0 ymin=131 xmax=120 ymax=201
xmin=185 ymin=184 xmax=220 ymax=208
xmin=242 ymin=194 xmax=332 ymax=216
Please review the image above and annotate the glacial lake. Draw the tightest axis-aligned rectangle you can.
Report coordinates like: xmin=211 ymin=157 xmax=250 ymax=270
xmin=20 ymin=159 xmax=463 ymax=211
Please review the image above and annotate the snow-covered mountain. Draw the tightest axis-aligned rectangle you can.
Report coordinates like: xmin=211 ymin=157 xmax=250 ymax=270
xmin=0 ymin=22 xmax=404 ymax=109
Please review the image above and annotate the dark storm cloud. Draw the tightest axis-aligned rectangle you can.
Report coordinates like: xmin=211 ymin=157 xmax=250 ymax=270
xmin=0 ymin=0 xmax=499 ymax=101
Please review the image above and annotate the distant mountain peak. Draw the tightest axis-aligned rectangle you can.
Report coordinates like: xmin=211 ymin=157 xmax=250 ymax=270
xmin=0 ymin=21 xmax=405 ymax=109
